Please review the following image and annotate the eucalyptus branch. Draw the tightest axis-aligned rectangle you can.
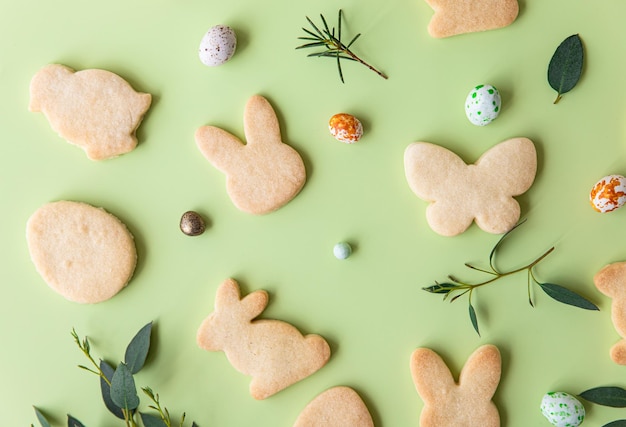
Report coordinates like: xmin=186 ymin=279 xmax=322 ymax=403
xmin=296 ymin=9 xmax=387 ymax=83
xmin=423 ymin=220 xmax=599 ymax=336
xmin=72 ymin=329 xmax=110 ymax=386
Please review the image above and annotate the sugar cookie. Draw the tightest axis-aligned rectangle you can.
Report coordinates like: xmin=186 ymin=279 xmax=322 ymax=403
xmin=197 ymin=278 xmax=330 ymax=399
xmin=594 ymin=262 xmax=626 ymax=364
xmin=29 ymin=64 xmax=151 ymax=160
xmin=410 ymin=345 xmax=501 ymax=427
xmin=195 ymin=95 xmax=306 ymax=215
xmin=404 ymin=137 xmax=537 ymax=236
xmin=26 ymin=201 xmax=137 ymax=303
xmin=293 ymin=386 xmax=374 ymax=427
xmin=424 ymin=0 xmax=519 ymax=38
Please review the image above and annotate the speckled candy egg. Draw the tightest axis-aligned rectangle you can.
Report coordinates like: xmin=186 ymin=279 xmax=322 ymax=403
xmin=329 ymin=113 xmax=363 ymax=143
xmin=590 ymin=174 xmax=626 ymax=213
xmin=540 ymin=392 xmax=585 ymax=427
xmin=465 ymin=84 xmax=501 ymax=126
xmin=198 ymin=25 xmax=237 ymax=66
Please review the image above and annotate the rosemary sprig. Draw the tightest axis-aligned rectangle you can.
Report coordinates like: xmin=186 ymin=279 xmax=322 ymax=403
xmin=296 ymin=9 xmax=388 ymax=83
xmin=423 ymin=220 xmax=599 ymax=336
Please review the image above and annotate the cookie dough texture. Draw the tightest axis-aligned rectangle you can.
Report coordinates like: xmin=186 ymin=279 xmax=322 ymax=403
xmin=195 ymin=95 xmax=306 ymax=215
xmin=411 ymin=345 xmax=501 ymax=427
xmin=29 ymin=64 xmax=151 ymax=160
xmin=293 ymin=386 xmax=374 ymax=427
xmin=404 ymin=137 xmax=536 ymax=236
xmin=26 ymin=201 xmax=137 ymax=303
xmin=424 ymin=0 xmax=519 ymax=38
xmin=594 ymin=261 xmax=626 ymax=364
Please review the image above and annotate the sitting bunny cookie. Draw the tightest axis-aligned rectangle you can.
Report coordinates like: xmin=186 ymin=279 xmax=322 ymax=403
xmin=195 ymin=95 xmax=306 ymax=215
xmin=197 ymin=278 xmax=330 ymax=399
xmin=410 ymin=345 xmax=501 ymax=427
xmin=594 ymin=262 xmax=626 ymax=365
xmin=424 ymin=0 xmax=519 ymax=38
xmin=29 ymin=64 xmax=151 ymax=160
xmin=404 ymin=137 xmax=536 ymax=236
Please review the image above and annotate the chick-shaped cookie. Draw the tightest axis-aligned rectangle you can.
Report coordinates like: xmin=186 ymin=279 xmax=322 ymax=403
xmin=594 ymin=262 xmax=626 ymax=365
xmin=197 ymin=279 xmax=330 ymax=399
xmin=195 ymin=95 xmax=306 ymax=215
xmin=424 ymin=0 xmax=519 ymax=38
xmin=29 ymin=64 xmax=151 ymax=160
xmin=411 ymin=345 xmax=501 ymax=427
xmin=404 ymin=137 xmax=536 ymax=236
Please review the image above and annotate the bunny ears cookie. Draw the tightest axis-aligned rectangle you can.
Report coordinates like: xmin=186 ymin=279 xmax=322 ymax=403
xmin=196 ymin=279 xmax=330 ymax=399
xmin=594 ymin=262 xmax=626 ymax=365
xmin=29 ymin=64 xmax=151 ymax=160
xmin=195 ymin=95 xmax=306 ymax=215
xmin=404 ymin=137 xmax=537 ymax=236
xmin=411 ymin=345 xmax=502 ymax=427
xmin=424 ymin=0 xmax=519 ymax=38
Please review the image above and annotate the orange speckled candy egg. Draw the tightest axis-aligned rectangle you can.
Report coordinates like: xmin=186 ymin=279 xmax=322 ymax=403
xmin=328 ymin=113 xmax=363 ymax=143
xmin=590 ymin=174 xmax=626 ymax=213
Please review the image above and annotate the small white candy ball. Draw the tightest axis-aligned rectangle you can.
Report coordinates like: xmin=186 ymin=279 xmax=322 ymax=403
xmin=199 ymin=25 xmax=237 ymax=66
xmin=465 ymin=84 xmax=501 ymax=126
xmin=540 ymin=392 xmax=585 ymax=427
xmin=333 ymin=242 xmax=352 ymax=260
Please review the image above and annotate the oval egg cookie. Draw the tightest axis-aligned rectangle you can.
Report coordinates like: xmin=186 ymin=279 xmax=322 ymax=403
xmin=26 ymin=201 xmax=137 ymax=303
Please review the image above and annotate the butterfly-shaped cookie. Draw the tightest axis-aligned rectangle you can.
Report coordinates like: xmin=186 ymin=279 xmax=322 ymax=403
xmin=404 ymin=137 xmax=537 ymax=236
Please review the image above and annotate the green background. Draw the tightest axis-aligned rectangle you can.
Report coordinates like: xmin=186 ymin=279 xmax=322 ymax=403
xmin=3 ymin=0 xmax=626 ymax=425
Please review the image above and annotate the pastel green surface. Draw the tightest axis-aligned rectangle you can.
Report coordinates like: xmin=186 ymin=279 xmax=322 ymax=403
xmin=3 ymin=0 xmax=626 ymax=426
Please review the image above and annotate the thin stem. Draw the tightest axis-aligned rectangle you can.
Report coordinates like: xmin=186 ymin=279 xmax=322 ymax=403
xmin=72 ymin=330 xmax=111 ymax=386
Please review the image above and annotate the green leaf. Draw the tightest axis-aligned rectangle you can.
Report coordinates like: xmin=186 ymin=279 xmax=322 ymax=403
xmin=548 ymin=34 xmax=584 ymax=104
xmin=33 ymin=407 xmax=51 ymax=427
xmin=192 ymin=423 xmax=199 ymax=427
xmin=604 ymin=421 xmax=626 ymax=427
xmin=469 ymin=303 xmax=480 ymax=336
xmin=423 ymin=282 xmax=458 ymax=294
xmin=100 ymin=360 xmax=125 ymax=419
xmin=538 ymin=283 xmax=599 ymax=310
xmin=489 ymin=219 xmax=526 ymax=272
xmin=140 ymin=412 xmax=168 ymax=427
xmin=67 ymin=415 xmax=85 ymax=427
xmin=110 ymin=363 xmax=140 ymax=410
xmin=125 ymin=321 xmax=153 ymax=374
xmin=580 ymin=386 xmax=626 ymax=407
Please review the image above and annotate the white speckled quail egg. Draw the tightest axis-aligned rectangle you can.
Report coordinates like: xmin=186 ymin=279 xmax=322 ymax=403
xmin=198 ymin=25 xmax=237 ymax=66
xmin=540 ymin=392 xmax=585 ymax=427
xmin=465 ymin=84 xmax=501 ymax=126
xmin=590 ymin=174 xmax=626 ymax=213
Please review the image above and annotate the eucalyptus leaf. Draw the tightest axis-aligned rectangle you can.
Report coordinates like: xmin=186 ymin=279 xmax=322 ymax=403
xmin=423 ymin=283 xmax=458 ymax=294
xmin=604 ymin=421 xmax=626 ymax=427
xmin=469 ymin=303 xmax=480 ymax=336
xmin=140 ymin=412 xmax=168 ymax=427
xmin=110 ymin=363 xmax=140 ymax=410
xmin=125 ymin=321 xmax=153 ymax=374
xmin=33 ymin=407 xmax=51 ymax=427
xmin=67 ymin=415 xmax=85 ymax=427
xmin=538 ymin=283 xmax=599 ymax=310
xmin=548 ymin=34 xmax=584 ymax=104
xmin=100 ymin=360 xmax=125 ymax=419
xmin=580 ymin=386 xmax=626 ymax=407
xmin=192 ymin=422 xmax=199 ymax=427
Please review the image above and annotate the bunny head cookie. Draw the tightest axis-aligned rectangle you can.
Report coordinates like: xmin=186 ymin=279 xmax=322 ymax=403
xmin=594 ymin=262 xmax=626 ymax=364
xmin=424 ymin=0 xmax=519 ymax=38
xmin=404 ymin=137 xmax=536 ymax=236
xmin=196 ymin=278 xmax=330 ymax=399
xmin=411 ymin=345 xmax=501 ymax=427
xmin=29 ymin=64 xmax=151 ymax=160
xmin=195 ymin=95 xmax=306 ymax=215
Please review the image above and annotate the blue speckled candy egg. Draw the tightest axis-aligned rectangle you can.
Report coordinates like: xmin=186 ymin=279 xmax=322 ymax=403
xmin=465 ymin=84 xmax=501 ymax=126
xmin=540 ymin=392 xmax=585 ymax=427
xmin=198 ymin=25 xmax=237 ymax=67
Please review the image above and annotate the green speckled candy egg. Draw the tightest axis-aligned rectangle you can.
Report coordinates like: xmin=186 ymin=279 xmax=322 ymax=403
xmin=540 ymin=392 xmax=585 ymax=427
xmin=465 ymin=84 xmax=501 ymax=126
